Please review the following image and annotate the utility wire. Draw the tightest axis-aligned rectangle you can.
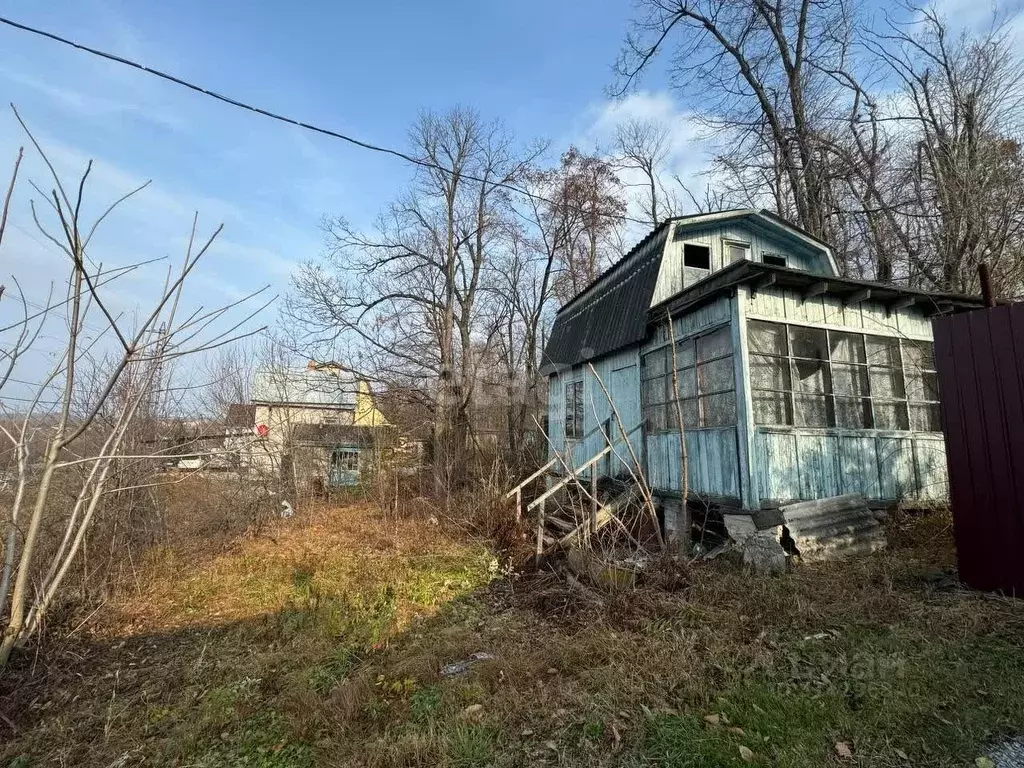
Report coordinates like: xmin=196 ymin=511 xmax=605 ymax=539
xmin=0 ymin=15 xmax=649 ymax=228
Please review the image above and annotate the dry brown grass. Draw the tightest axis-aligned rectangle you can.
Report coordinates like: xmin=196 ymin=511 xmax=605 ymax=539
xmin=2 ymin=497 xmax=1023 ymax=768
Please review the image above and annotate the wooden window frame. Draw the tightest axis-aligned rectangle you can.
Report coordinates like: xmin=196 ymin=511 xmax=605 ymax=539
xmin=331 ymin=448 xmax=360 ymax=472
xmin=564 ymin=379 xmax=584 ymax=440
xmin=723 ymin=238 xmax=751 ymax=264
xmin=641 ymin=324 xmax=736 ymax=433
xmin=682 ymin=242 xmax=712 ymax=270
xmin=747 ymin=319 xmax=940 ymax=432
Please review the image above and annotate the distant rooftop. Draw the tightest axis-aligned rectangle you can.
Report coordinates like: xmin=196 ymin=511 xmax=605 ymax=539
xmin=251 ymin=364 xmax=358 ymax=409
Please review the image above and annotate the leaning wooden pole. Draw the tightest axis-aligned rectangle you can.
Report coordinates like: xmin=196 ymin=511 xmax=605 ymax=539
xmin=667 ymin=309 xmax=691 ymax=554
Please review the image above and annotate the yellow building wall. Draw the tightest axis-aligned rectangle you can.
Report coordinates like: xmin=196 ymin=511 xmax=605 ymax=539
xmin=354 ymin=380 xmax=388 ymax=426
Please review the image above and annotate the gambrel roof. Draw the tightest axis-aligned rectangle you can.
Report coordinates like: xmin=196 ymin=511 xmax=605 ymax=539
xmin=542 ymin=211 xmax=978 ymax=373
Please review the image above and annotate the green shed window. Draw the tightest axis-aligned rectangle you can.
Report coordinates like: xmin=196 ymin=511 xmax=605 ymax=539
xmin=747 ymin=320 xmax=939 ymax=432
xmin=331 ymin=449 xmax=359 ymax=472
xmin=641 ymin=325 xmax=735 ymax=433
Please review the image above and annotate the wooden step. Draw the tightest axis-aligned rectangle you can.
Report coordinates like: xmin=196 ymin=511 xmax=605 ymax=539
xmin=547 ymin=515 xmax=577 ymax=533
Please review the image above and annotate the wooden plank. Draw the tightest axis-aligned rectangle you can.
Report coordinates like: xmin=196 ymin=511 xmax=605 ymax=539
xmin=913 ymin=437 xmax=948 ymax=501
xmin=838 ymin=435 xmax=881 ymax=500
xmin=733 ymin=286 xmax=758 ymax=508
xmin=505 ymin=456 xmax=559 ymax=498
xmin=796 ymin=433 xmax=841 ymax=499
xmin=845 ymin=288 xmax=872 ymax=307
xmin=803 ymin=281 xmax=829 ymax=300
xmin=758 ymin=430 xmax=800 ymax=501
xmin=527 ymin=444 xmax=613 ymax=510
xmin=886 ymin=295 xmax=917 ymax=316
xmin=877 ymin=437 xmax=915 ymax=500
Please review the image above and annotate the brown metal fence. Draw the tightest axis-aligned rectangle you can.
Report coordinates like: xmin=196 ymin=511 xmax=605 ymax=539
xmin=933 ymin=303 xmax=1024 ymax=595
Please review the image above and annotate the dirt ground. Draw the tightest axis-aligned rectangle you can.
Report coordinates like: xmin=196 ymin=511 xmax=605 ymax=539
xmin=2 ymin=498 xmax=1023 ymax=768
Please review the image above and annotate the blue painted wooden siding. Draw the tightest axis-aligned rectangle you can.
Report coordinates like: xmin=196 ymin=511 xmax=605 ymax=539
xmin=650 ymin=223 xmax=832 ymax=306
xmin=546 ymin=347 xmax=644 ymax=473
xmin=646 ymin=429 xmax=741 ymax=498
xmin=751 ymin=430 xmax=948 ymax=503
xmin=746 ymin=287 xmax=932 ymax=339
xmin=641 ymin=295 xmax=742 ymax=498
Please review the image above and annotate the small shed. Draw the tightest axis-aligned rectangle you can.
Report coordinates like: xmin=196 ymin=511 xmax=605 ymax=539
xmin=292 ymin=424 xmax=377 ymax=488
xmin=540 ymin=210 xmax=986 ymax=512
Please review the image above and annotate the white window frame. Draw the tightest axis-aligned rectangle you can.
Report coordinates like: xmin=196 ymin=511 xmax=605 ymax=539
xmin=723 ymin=238 xmax=751 ymax=264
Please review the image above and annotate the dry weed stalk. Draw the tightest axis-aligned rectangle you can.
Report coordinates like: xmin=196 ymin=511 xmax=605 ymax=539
xmin=587 ymin=362 xmax=663 ymax=548
xmin=0 ymin=111 xmax=270 ymax=665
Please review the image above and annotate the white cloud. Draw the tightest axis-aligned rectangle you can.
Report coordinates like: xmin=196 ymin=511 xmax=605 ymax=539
xmin=572 ymin=91 xmax=725 ymax=231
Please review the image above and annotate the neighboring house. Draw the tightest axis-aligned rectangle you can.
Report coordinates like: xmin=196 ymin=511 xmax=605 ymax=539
xmin=231 ymin=361 xmax=388 ymax=488
xmin=541 ymin=209 xmax=986 ymax=511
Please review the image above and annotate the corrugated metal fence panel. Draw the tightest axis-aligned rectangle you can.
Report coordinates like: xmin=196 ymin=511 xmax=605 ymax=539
xmin=933 ymin=304 xmax=1024 ymax=594
xmin=646 ymin=428 xmax=741 ymax=498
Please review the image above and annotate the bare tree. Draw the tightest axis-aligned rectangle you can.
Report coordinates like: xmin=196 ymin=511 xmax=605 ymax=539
xmin=867 ymin=6 xmax=1024 ymax=295
xmin=613 ymin=117 xmax=681 ymax=227
xmin=546 ymin=147 xmax=625 ymax=303
xmin=0 ymin=116 xmax=268 ymax=665
xmin=615 ymin=0 xmax=860 ymax=254
xmin=287 ymin=108 xmax=532 ymax=494
xmin=202 ymin=340 xmax=257 ymax=417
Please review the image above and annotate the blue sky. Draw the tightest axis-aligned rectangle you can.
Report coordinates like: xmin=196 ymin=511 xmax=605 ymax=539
xmin=0 ymin=0 xmax=1017 ymax=398
xmin=0 ymin=1 xmax=692 ymax=319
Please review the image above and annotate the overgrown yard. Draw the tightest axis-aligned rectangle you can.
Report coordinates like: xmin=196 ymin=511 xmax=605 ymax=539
xmin=2 ymin=499 xmax=1023 ymax=768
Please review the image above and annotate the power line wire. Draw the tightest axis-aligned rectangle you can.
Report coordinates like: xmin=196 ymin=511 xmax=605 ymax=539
xmin=0 ymin=15 xmax=648 ymax=228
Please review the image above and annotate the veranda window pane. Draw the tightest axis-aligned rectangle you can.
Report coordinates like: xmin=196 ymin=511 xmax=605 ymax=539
xmin=643 ymin=348 xmax=668 ymax=377
xmin=902 ymin=340 xmax=935 ymax=372
xmin=753 ymin=391 xmax=792 ymax=425
xmin=909 ymin=402 xmax=941 ymax=432
xmin=829 ymin=331 xmax=866 ymax=364
xmin=640 ymin=377 xmax=658 ymax=408
xmin=642 ymin=403 xmax=658 ymax=432
xmin=663 ymin=398 xmax=699 ymax=429
xmin=866 ymin=336 xmax=901 ymax=367
xmin=701 ymin=392 xmax=736 ymax=427
xmin=794 ymin=393 xmax=828 ymax=427
xmin=832 ymin=363 xmax=868 ymax=397
xmin=697 ymin=356 xmax=734 ymax=394
xmin=873 ymin=401 xmax=909 ymax=430
xmin=792 ymin=358 xmax=828 ymax=394
xmin=748 ymin=321 xmax=787 ymax=356
xmin=906 ymin=371 xmax=939 ymax=402
xmin=834 ymin=396 xmax=871 ymax=428
xmin=675 ymin=367 xmax=697 ymax=399
xmin=674 ymin=339 xmax=696 ymax=369
xmin=869 ymin=368 xmax=905 ymax=399
xmin=750 ymin=354 xmax=790 ymax=390
xmin=789 ymin=326 xmax=828 ymax=360
xmin=697 ymin=327 xmax=732 ymax=361
xmin=681 ymin=398 xmax=699 ymax=428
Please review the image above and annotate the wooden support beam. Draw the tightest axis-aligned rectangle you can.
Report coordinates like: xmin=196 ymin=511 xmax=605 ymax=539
xmin=751 ymin=273 xmax=776 ymax=297
xmin=844 ymin=288 xmax=872 ymax=307
xmin=535 ymin=497 xmax=546 ymax=568
xmin=802 ymin=281 xmax=829 ymax=302
xmin=885 ymin=295 xmax=917 ymax=317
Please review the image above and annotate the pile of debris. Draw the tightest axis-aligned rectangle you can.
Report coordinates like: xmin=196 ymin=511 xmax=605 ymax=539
xmin=722 ymin=493 xmax=887 ymax=574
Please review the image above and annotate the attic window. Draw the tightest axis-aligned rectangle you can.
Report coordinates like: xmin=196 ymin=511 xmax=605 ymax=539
xmin=724 ymin=240 xmax=750 ymax=263
xmin=763 ymin=254 xmax=787 ymax=267
xmin=683 ymin=243 xmax=711 ymax=270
